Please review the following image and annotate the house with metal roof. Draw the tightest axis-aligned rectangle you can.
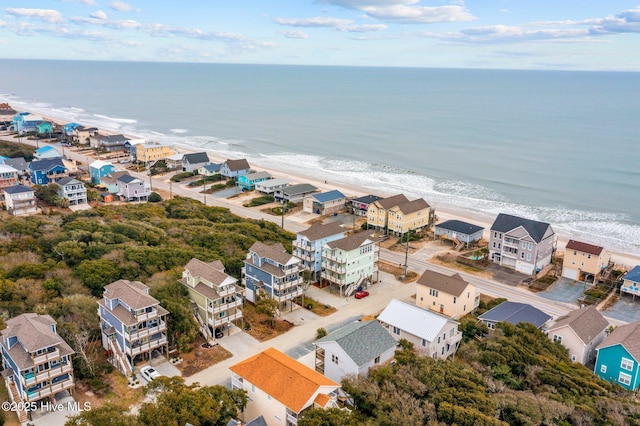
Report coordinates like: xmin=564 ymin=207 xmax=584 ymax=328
xmin=89 ymin=159 xmax=115 ymax=184
xmin=29 ymin=158 xmax=68 ymax=185
xmin=255 ymin=177 xmax=290 ymax=195
xmin=377 ymin=299 xmax=462 ymax=360
xmin=14 ymin=113 xmax=44 ymax=134
xmin=303 ymin=190 xmax=347 ymax=215
xmin=1 ymin=313 xmax=75 ymax=422
xmin=33 ymin=145 xmax=62 ymax=160
xmin=349 ymin=194 xmax=381 ymax=217
xmin=314 ymin=320 xmax=397 ymax=383
xmin=621 ymin=266 xmax=640 ymax=299
xmin=3 ymin=157 xmax=29 ymax=176
xmin=182 ymin=152 xmax=211 ymax=172
xmin=416 ymin=270 xmax=480 ymax=319
xmin=488 ymin=213 xmax=556 ymax=275
xmin=478 ymin=301 xmax=552 ymax=330
xmin=55 ymin=177 xmax=87 ymax=206
xmin=90 ymin=134 xmax=129 ymax=152
xmin=595 ymin=321 xmax=640 ymax=391
xmin=221 ymin=158 xmax=251 ymax=179
xmin=293 ymin=222 xmax=348 ymax=280
xmin=562 ymin=240 xmax=610 ymax=282
xmin=230 ymin=348 xmax=341 ymax=426
xmin=274 ymin=183 xmax=318 ymax=203
xmin=547 ymin=306 xmax=609 ymax=364
xmin=116 ymin=174 xmax=151 ymax=202
xmin=434 ymin=219 xmax=485 ymax=248
xmin=197 ymin=163 xmax=222 ymax=176
xmin=3 ymin=185 xmax=37 ymax=215
xmin=243 ymin=242 xmax=303 ymax=304
xmin=237 ymin=171 xmax=272 ymax=191
xmin=98 ymin=280 xmax=169 ymax=378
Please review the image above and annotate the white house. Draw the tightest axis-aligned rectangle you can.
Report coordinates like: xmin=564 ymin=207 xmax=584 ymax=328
xmin=255 ymin=178 xmax=290 ymax=195
xmin=546 ymin=306 xmax=609 ymax=364
xmin=3 ymin=185 xmax=37 ymax=215
xmin=55 ymin=177 xmax=87 ymax=206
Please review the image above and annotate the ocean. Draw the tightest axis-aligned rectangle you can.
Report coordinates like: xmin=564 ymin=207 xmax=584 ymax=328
xmin=1 ymin=59 xmax=639 ymax=256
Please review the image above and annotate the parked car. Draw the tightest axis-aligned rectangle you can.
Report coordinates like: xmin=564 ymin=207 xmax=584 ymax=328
xmin=214 ymin=328 xmax=224 ymax=339
xmin=354 ymin=290 xmax=369 ymax=299
xmin=140 ymin=366 xmax=161 ymax=382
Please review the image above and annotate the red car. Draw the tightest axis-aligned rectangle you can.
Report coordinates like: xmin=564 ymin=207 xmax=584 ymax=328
xmin=354 ymin=290 xmax=369 ymax=299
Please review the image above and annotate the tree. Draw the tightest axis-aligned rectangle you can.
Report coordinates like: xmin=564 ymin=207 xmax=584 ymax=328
xmin=65 ymin=402 xmax=140 ymax=426
xmin=299 ymin=408 xmax=356 ymax=426
xmin=74 ymin=259 xmax=120 ymax=296
xmin=300 ymin=268 xmax=314 ymax=308
xmin=148 ymin=192 xmax=162 ymax=202
xmin=255 ymin=294 xmax=279 ymax=328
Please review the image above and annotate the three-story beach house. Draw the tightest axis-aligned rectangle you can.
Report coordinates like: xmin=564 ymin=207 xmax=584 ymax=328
xmin=320 ymin=232 xmax=379 ymax=296
xmin=89 ymin=160 xmax=115 ymax=184
xmin=135 ymin=142 xmax=175 ymax=164
xmin=434 ymin=219 xmax=485 ymax=249
xmin=243 ymin=242 xmax=303 ymax=304
xmin=488 ymin=213 xmax=556 ymax=275
xmin=0 ymin=164 xmax=19 ymax=198
xmin=221 ymin=158 xmax=251 ymax=180
xmin=562 ymin=240 xmax=611 ymax=282
xmin=415 ymin=270 xmax=480 ymax=319
xmin=366 ymin=193 xmax=409 ymax=233
xmin=1 ymin=313 xmax=74 ymax=422
xmin=3 ymin=185 xmax=37 ymax=215
xmin=293 ymin=222 xmax=347 ymax=281
xmin=55 ymin=177 xmax=87 ymax=206
xmin=595 ymin=321 xmax=640 ymax=391
xmin=349 ymin=195 xmax=381 ymax=217
xmin=29 ymin=158 xmax=68 ymax=185
xmin=386 ymin=198 xmax=433 ymax=236
xmin=98 ymin=280 xmax=169 ymax=377
xmin=180 ymin=258 xmax=245 ymax=340
xmin=116 ymin=174 xmax=151 ymax=202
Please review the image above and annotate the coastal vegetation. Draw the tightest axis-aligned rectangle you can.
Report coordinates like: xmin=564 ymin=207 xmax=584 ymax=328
xmin=0 ymin=139 xmax=33 ymax=159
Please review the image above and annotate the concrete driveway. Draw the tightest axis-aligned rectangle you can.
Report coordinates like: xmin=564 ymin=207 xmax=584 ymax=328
xmin=539 ymin=277 xmax=585 ymax=304
xmin=603 ymin=294 xmax=640 ymax=323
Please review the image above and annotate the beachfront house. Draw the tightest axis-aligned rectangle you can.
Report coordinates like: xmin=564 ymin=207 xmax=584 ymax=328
xmin=29 ymin=158 xmax=68 ymax=185
xmin=124 ymin=139 xmax=146 ymax=162
xmin=377 ymin=299 xmax=462 ymax=360
xmin=547 ymin=306 xmax=609 ymax=364
xmin=621 ymin=266 xmax=640 ymax=300
xmin=197 ymin=163 xmax=222 ymax=177
xmin=0 ymin=313 xmax=75 ymax=422
xmin=314 ymin=320 xmax=397 ymax=384
xmin=434 ymin=219 xmax=485 ymax=249
xmin=33 ymin=145 xmax=62 ymax=160
xmin=98 ymin=280 xmax=169 ymax=378
xmin=89 ymin=160 xmax=115 ymax=184
xmin=237 ymin=171 xmax=272 ymax=191
xmin=242 ymin=242 xmax=303 ymax=305
xmin=72 ymin=125 xmax=98 ymax=145
xmin=0 ymin=164 xmax=19 ymax=197
xmin=36 ymin=122 xmax=55 ymax=139
xmin=230 ymin=347 xmax=341 ymax=426
xmin=478 ymin=301 xmax=552 ymax=330
xmin=595 ymin=321 xmax=640 ymax=391
xmin=562 ymin=240 xmax=611 ymax=282
xmin=182 ymin=152 xmax=210 ymax=172
xmin=135 ymin=142 xmax=176 ymax=164
xmin=3 ymin=185 xmax=37 ymax=215
xmin=415 ymin=270 xmax=480 ymax=319
xmin=180 ymin=258 xmax=245 ymax=341
xmin=349 ymin=195 xmax=382 ymax=217
xmin=303 ymin=190 xmax=347 ymax=215
xmin=14 ymin=114 xmax=44 ymax=134
xmin=4 ymin=157 xmax=29 ymax=176
xmin=165 ymin=153 xmax=184 ymax=170
xmin=221 ymin=158 xmax=251 ymax=180
xmin=320 ymin=232 xmax=379 ymax=296
xmin=386 ymin=198 xmax=433 ymax=237
xmin=61 ymin=122 xmax=81 ymax=141
xmin=116 ymin=174 xmax=151 ymax=202
xmin=55 ymin=177 xmax=87 ymax=206
xmin=0 ymin=103 xmax=16 ymax=123
xmin=293 ymin=221 xmax=347 ymax=281
xmin=90 ymin=134 xmax=129 ymax=152
xmin=488 ymin=213 xmax=556 ymax=275
xmin=366 ymin=194 xmax=409 ymax=232
xmin=255 ymin=178 xmax=290 ymax=195
xmin=274 ymin=183 xmax=318 ymax=204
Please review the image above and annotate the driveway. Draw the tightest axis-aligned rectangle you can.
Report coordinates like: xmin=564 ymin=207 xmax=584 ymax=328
xmin=29 ymin=391 xmax=84 ymax=426
xmin=487 ymin=264 xmax=531 ymax=287
xmin=603 ymin=294 xmax=640 ymax=323
xmin=539 ymin=277 xmax=585 ymax=304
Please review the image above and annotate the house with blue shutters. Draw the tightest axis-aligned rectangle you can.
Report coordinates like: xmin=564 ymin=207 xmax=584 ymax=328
xmin=303 ymin=190 xmax=347 ymax=215
xmin=33 ymin=145 xmax=62 ymax=160
xmin=29 ymin=158 xmax=68 ymax=185
xmin=621 ymin=266 xmax=640 ymax=299
xmin=293 ymin=221 xmax=348 ymax=281
xmin=237 ymin=171 xmax=272 ymax=191
xmin=243 ymin=242 xmax=303 ymax=304
xmin=89 ymin=159 xmax=115 ymax=184
xmin=595 ymin=321 xmax=640 ymax=391
xmin=1 ymin=313 xmax=74 ymax=421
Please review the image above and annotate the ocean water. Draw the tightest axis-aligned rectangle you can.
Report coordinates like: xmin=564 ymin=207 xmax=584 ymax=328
xmin=1 ymin=60 xmax=639 ymax=256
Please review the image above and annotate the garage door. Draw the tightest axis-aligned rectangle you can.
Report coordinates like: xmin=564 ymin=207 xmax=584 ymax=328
xmin=563 ymin=267 xmax=578 ymax=280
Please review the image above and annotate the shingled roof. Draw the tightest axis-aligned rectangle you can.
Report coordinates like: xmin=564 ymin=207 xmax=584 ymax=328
xmin=103 ymin=280 xmax=159 ymax=310
xmin=316 ymin=321 xmax=397 ymax=367
xmin=225 ymin=158 xmax=250 ymax=171
xmin=393 ymin=198 xmax=430 ymax=215
xmin=478 ymin=301 xmax=552 ymax=328
xmin=375 ymin=194 xmax=409 ymax=209
xmin=435 ymin=219 xmax=484 ymax=235
xmin=250 ymin=241 xmax=297 ymax=266
xmin=490 ymin=213 xmax=553 ymax=243
xmin=549 ymin=306 xmax=608 ymax=345
xmin=597 ymin=321 xmax=640 ymax=362
xmin=416 ymin=270 xmax=470 ymax=297
xmin=325 ymin=232 xmax=373 ymax=252
xmin=298 ymin=221 xmax=346 ymax=241
xmin=183 ymin=258 xmax=235 ymax=287
xmin=565 ymin=240 xmax=604 ymax=256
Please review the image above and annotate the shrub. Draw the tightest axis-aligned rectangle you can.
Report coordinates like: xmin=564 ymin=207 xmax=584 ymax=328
xmin=148 ymin=192 xmax=162 ymax=202
xmin=316 ymin=327 xmax=327 ymax=339
xmin=170 ymin=172 xmax=195 ymax=182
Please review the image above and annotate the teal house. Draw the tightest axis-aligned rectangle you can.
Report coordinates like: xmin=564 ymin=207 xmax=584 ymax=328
xmin=594 ymin=321 xmax=640 ymax=391
xmin=36 ymin=121 xmax=54 ymax=138
xmin=237 ymin=171 xmax=272 ymax=191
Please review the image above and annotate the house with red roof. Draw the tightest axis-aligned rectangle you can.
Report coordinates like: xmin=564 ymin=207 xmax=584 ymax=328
xmin=562 ymin=239 xmax=610 ymax=282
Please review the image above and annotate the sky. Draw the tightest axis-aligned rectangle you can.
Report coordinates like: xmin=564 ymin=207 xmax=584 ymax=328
xmin=1 ymin=1 xmax=640 ymax=70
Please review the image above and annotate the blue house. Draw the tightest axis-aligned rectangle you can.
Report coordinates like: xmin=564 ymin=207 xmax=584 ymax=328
xmin=36 ymin=122 xmax=54 ymax=138
xmin=29 ymin=158 xmax=67 ymax=185
xmin=237 ymin=171 xmax=272 ymax=191
xmin=0 ymin=313 xmax=75 ymax=421
xmin=89 ymin=159 xmax=116 ymax=184
xmin=621 ymin=266 xmax=640 ymax=299
xmin=33 ymin=145 xmax=62 ymax=160
xmin=293 ymin=221 xmax=347 ymax=280
xmin=98 ymin=280 xmax=169 ymax=378
xmin=13 ymin=113 xmax=44 ymax=134
xmin=61 ymin=122 xmax=81 ymax=141
xmin=595 ymin=321 xmax=640 ymax=391
xmin=243 ymin=242 xmax=303 ymax=304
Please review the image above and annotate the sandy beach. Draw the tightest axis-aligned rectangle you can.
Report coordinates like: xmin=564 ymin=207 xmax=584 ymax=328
xmin=19 ymin=110 xmax=640 ymax=271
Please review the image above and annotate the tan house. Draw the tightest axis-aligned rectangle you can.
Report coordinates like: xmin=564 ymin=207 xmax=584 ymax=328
xmin=387 ymin=198 xmax=433 ymax=236
xmin=366 ymin=193 xmax=409 ymax=232
xmin=547 ymin=306 xmax=609 ymax=364
xmin=562 ymin=240 xmax=610 ymax=282
xmin=416 ymin=270 xmax=480 ymax=319
xmin=136 ymin=142 xmax=176 ymax=163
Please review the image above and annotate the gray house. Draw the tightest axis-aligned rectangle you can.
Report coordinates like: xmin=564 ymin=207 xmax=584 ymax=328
xmin=91 ymin=134 xmax=129 ymax=152
xmin=274 ymin=183 xmax=318 ymax=203
xmin=488 ymin=213 xmax=555 ymax=275
xmin=182 ymin=152 xmax=210 ymax=172
xmin=55 ymin=177 xmax=87 ymax=205
xmin=478 ymin=301 xmax=552 ymax=330
xmin=434 ymin=219 xmax=485 ymax=248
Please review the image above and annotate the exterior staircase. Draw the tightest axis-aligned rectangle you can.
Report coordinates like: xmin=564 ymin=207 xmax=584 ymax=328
xmin=7 ymin=380 xmax=29 ymax=423
xmin=344 ymin=276 xmax=365 ymax=297
xmin=193 ymin=308 xmax=213 ymax=341
xmin=108 ymin=338 xmax=133 ymax=378
xmin=453 ymin=237 xmax=464 ymax=251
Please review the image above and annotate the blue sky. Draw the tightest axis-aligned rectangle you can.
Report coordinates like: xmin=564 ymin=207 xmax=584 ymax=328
xmin=1 ymin=1 xmax=639 ymax=70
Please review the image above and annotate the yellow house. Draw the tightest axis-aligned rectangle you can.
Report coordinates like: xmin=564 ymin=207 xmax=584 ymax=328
xmin=367 ymin=193 xmax=409 ymax=232
xmin=387 ymin=198 xmax=432 ymax=236
xmin=562 ymin=240 xmax=610 ymax=281
xmin=136 ymin=142 xmax=176 ymax=163
xmin=416 ymin=270 xmax=480 ymax=319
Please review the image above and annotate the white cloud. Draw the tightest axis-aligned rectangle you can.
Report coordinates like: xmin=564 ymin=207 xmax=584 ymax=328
xmin=110 ymin=1 xmax=133 ymax=12
xmin=90 ymin=10 xmax=107 ymax=20
xmin=338 ymin=23 xmax=387 ymax=32
xmin=320 ymin=0 xmax=475 ymax=24
xmin=278 ymin=29 xmax=309 ymax=39
xmin=273 ymin=17 xmax=354 ymax=28
xmin=5 ymin=8 xmax=64 ymax=24
xmin=62 ymin=0 xmax=96 ymax=5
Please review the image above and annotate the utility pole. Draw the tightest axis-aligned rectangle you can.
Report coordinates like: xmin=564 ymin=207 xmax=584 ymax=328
xmin=404 ymin=232 xmax=409 ymax=278
xmin=169 ymin=181 xmax=173 ymax=199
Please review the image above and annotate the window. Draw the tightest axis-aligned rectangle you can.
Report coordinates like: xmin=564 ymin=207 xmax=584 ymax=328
xmin=463 ymin=304 xmax=466 ymax=312
xmin=375 ymin=356 xmax=380 ymax=364
xmin=392 ymin=326 xmax=400 ymax=336
xmin=521 ymin=252 xmax=525 ymax=259
xmin=553 ymin=335 xmax=562 ymax=343
xmin=251 ymin=384 xmax=256 ymax=393
xmin=437 ymin=336 xmax=441 ymax=344
xmin=420 ymin=297 xmax=423 ymax=302
xmin=571 ymin=355 xmax=577 ymax=362
xmin=587 ymin=254 xmax=592 ymax=259
xmin=331 ymin=354 xmax=339 ymax=364
xmin=600 ymin=365 xmax=607 ymax=373
xmin=492 ymin=242 xmax=496 ymax=248
xmin=621 ymin=358 xmax=634 ymax=371
xmin=487 ymin=322 xmax=495 ymax=330
xmin=526 ymin=253 xmax=532 ymax=261
xmin=619 ymin=372 xmax=632 ymax=386
xmin=441 ymin=347 xmax=445 ymax=355
xmin=522 ymin=241 xmax=526 ymax=249
xmin=421 ymin=339 xmax=427 ymax=347
xmin=573 ymin=250 xmax=577 ymax=255
xmin=453 ymin=297 xmax=457 ymax=304
xmin=429 ymin=289 xmax=439 ymax=297
xmin=450 ymin=328 xmax=455 ymax=337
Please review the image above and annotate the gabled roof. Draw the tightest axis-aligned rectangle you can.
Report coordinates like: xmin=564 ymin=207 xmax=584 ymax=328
xmin=351 ymin=195 xmax=381 ymax=205
xmin=416 ymin=270 xmax=470 ymax=297
xmin=242 ymin=171 xmax=271 ymax=181
xmin=3 ymin=184 xmax=33 ymax=195
xmin=298 ymin=221 xmax=346 ymax=241
xmin=283 ymin=183 xmax=318 ymax=196
xmin=435 ymin=219 xmax=484 ymax=235
xmin=393 ymin=198 xmax=430 ymax=215
xmin=90 ymin=159 xmax=114 ymax=169
xmin=229 ymin=347 xmax=338 ymax=413
xmin=3 ymin=157 xmax=28 ymax=171
xmin=478 ymin=301 xmax=552 ymax=328
xmin=100 ymin=134 xmax=128 ymax=142
xmin=29 ymin=158 xmax=65 ymax=172
xmin=103 ymin=279 xmax=159 ymax=310
xmin=117 ymin=174 xmax=140 ymax=184
xmin=565 ymin=240 xmax=604 ymax=256
xmin=101 ymin=171 xmax=130 ymax=185
xmin=490 ymin=213 xmax=553 ymax=243
xmin=256 ymin=177 xmax=289 ymax=187
xmin=623 ymin=266 xmax=640 ymax=284
xmin=183 ymin=152 xmax=210 ymax=164
xmin=225 ymin=158 xmax=250 ymax=171
xmin=56 ymin=177 xmax=84 ymax=187
xmin=0 ymin=164 xmax=18 ymax=174
xmin=548 ymin=306 xmax=608 ymax=345
xmin=183 ymin=258 xmax=236 ymax=287
xmin=377 ymin=299 xmax=457 ymax=342
xmin=325 ymin=232 xmax=373 ymax=252
xmin=312 ymin=190 xmax=346 ymax=203
xmin=315 ymin=321 xmax=397 ymax=367
xmin=596 ymin=321 xmax=640 ymax=361
xmin=201 ymin=163 xmax=221 ymax=172
xmin=375 ymin=194 xmax=409 ymax=209
xmin=35 ymin=145 xmax=57 ymax=154
xmin=249 ymin=241 xmax=297 ymax=266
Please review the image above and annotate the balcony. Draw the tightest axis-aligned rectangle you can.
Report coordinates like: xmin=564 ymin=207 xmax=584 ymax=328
xmin=274 ymin=287 xmax=303 ymax=302
xmin=295 ymin=252 xmax=314 ymax=263
xmin=23 ymin=362 xmax=73 ymax=386
xmin=321 ymin=272 xmax=346 ymax=286
xmin=274 ymin=277 xmax=303 ymax=291
xmin=32 ymin=348 xmax=60 ymax=366
xmin=322 ymin=262 xmax=346 ymax=274
xmin=128 ymin=335 xmax=168 ymax=356
xmin=323 ymin=252 xmax=343 ymax=262
xmin=26 ymin=378 xmax=74 ymax=402
xmin=125 ymin=321 xmax=167 ymax=341
xmin=208 ymin=311 xmax=243 ymax=328
xmin=208 ymin=298 xmax=243 ymax=314
xmin=134 ymin=309 xmax=161 ymax=322
xmin=292 ymin=241 xmax=315 ymax=252
xmin=502 ymin=238 xmax=520 ymax=248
